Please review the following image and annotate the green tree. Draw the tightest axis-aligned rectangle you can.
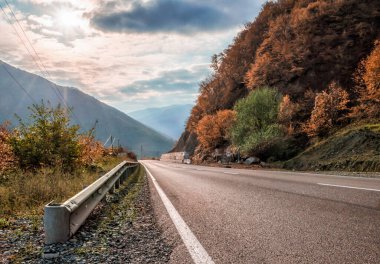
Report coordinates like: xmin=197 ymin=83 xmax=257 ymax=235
xmin=10 ymin=102 xmax=81 ymax=171
xmin=231 ymin=87 xmax=283 ymax=154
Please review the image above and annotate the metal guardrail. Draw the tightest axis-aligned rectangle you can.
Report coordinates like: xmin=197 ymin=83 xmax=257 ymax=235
xmin=44 ymin=161 xmax=139 ymax=244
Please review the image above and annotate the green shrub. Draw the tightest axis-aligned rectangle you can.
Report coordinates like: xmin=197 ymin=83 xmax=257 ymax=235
xmin=231 ymin=87 xmax=283 ymax=155
xmin=9 ymin=102 xmax=81 ymax=172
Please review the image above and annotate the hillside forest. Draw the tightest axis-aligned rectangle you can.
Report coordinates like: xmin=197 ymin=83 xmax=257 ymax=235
xmin=174 ymin=0 xmax=380 ymax=171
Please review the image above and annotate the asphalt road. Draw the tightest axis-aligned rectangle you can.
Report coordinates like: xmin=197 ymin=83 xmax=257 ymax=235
xmin=141 ymin=160 xmax=380 ymax=264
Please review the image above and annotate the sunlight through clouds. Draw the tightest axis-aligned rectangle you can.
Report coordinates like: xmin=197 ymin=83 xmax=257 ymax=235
xmin=0 ymin=0 xmax=263 ymax=112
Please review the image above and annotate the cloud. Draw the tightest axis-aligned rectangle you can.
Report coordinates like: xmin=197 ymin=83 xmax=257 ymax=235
xmin=120 ymin=65 xmax=211 ymax=96
xmin=1 ymin=0 xmax=264 ymax=113
xmin=90 ymin=0 xmax=254 ymax=34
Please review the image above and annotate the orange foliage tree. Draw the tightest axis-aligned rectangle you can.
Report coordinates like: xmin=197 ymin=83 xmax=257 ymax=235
xmin=195 ymin=110 xmax=236 ymax=149
xmin=78 ymin=134 xmax=105 ymax=166
xmin=303 ymin=82 xmax=349 ymax=137
xmin=0 ymin=122 xmax=17 ymax=175
xmin=278 ymin=94 xmax=300 ymax=135
xmin=352 ymin=40 xmax=380 ymax=119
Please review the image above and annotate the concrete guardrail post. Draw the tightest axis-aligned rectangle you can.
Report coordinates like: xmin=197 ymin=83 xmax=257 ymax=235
xmin=44 ymin=203 xmax=71 ymax=244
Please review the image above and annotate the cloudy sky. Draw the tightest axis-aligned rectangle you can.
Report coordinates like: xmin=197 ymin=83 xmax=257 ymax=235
xmin=0 ymin=0 xmax=264 ymax=112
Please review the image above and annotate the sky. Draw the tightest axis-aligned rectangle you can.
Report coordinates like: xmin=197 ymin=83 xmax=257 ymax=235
xmin=0 ymin=0 xmax=264 ymax=112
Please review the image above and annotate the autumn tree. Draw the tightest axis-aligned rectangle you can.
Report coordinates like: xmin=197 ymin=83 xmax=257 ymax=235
xmin=231 ymin=87 xmax=283 ymax=154
xmin=352 ymin=40 xmax=380 ymax=119
xmin=196 ymin=110 xmax=236 ymax=150
xmin=278 ymin=94 xmax=300 ymax=135
xmin=78 ymin=134 xmax=105 ymax=167
xmin=303 ymin=82 xmax=349 ymax=137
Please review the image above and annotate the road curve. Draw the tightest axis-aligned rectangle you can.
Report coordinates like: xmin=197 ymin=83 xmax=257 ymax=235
xmin=141 ymin=160 xmax=380 ymax=264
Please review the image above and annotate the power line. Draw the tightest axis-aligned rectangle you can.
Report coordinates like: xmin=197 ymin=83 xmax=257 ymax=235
xmin=1 ymin=63 xmax=37 ymax=104
xmin=3 ymin=0 xmax=71 ymax=110
xmin=1 ymin=0 xmax=83 ymax=126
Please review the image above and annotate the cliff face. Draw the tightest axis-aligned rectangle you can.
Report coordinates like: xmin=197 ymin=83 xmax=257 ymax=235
xmin=173 ymin=0 xmax=380 ymax=156
xmin=170 ymin=131 xmax=198 ymax=155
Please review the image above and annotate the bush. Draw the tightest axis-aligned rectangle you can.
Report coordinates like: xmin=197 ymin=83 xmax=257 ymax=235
xmin=196 ymin=110 xmax=236 ymax=150
xmin=303 ymin=82 xmax=349 ymax=137
xmin=9 ymin=102 xmax=81 ymax=172
xmin=78 ymin=134 xmax=105 ymax=167
xmin=231 ymin=87 xmax=283 ymax=155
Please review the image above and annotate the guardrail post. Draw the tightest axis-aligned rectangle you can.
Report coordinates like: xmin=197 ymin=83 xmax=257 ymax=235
xmin=115 ymin=176 xmax=120 ymax=189
xmin=109 ymin=184 xmax=115 ymax=194
xmin=44 ymin=203 xmax=71 ymax=244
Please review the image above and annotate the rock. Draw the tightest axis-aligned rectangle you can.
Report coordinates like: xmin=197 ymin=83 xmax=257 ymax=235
xmin=244 ymin=157 xmax=260 ymax=165
xmin=43 ymin=252 xmax=59 ymax=259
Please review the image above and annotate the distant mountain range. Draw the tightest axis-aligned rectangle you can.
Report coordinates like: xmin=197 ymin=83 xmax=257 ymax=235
xmin=128 ymin=104 xmax=193 ymax=140
xmin=0 ymin=60 xmax=174 ymax=157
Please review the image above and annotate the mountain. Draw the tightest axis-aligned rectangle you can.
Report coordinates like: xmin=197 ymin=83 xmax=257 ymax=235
xmin=128 ymin=104 xmax=193 ymax=140
xmin=175 ymin=0 xmax=380 ymax=158
xmin=0 ymin=60 xmax=174 ymax=157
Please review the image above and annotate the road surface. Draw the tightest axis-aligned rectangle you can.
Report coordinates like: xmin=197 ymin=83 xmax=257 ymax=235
xmin=141 ymin=160 xmax=380 ymax=264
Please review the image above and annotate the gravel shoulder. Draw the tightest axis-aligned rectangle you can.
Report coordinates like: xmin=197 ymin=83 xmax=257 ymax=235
xmin=0 ymin=165 xmax=172 ymax=263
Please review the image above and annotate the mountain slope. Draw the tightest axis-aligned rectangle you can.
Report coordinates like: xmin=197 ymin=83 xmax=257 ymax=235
xmin=0 ymin=60 xmax=174 ymax=156
xmin=175 ymin=0 xmax=380 ymax=158
xmin=128 ymin=104 xmax=192 ymax=139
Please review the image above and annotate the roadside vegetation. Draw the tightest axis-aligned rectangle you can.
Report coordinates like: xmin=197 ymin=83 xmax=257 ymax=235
xmin=0 ymin=102 xmax=136 ymax=218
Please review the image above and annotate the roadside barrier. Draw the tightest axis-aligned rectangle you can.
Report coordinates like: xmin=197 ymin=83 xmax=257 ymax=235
xmin=44 ymin=161 xmax=138 ymax=244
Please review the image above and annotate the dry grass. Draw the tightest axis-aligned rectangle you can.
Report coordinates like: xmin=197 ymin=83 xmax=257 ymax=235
xmin=0 ymin=156 xmax=126 ymax=218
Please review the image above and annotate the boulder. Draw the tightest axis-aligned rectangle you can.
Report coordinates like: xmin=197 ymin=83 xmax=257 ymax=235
xmin=244 ymin=157 xmax=260 ymax=165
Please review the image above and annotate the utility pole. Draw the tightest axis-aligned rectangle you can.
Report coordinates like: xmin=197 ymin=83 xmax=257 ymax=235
xmin=110 ymin=135 xmax=113 ymax=154
xmin=140 ymin=145 xmax=143 ymax=159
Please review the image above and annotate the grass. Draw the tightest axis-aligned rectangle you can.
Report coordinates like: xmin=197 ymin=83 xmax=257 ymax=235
xmin=0 ymin=217 xmax=10 ymax=228
xmin=0 ymin=156 xmax=127 ymax=218
xmin=98 ymin=165 xmax=144 ymax=228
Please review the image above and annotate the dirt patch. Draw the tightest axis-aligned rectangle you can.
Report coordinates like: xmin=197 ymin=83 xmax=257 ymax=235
xmin=284 ymin=124 xmax=380 ymax=172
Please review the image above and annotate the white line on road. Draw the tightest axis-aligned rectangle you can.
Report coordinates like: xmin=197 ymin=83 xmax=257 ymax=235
xmin=143 ymin=165 xmax=215 ymax=264
xmin=223 ymin=172 xmax=240 ymax=175
xmin=317 ymin=183 xmax=380 ymax=192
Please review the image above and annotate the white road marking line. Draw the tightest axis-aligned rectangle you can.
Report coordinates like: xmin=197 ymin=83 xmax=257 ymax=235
xmin=143 ymin=165 xmax=215 ymax=264
xmin=317 ymin=183 xmax=380 ymax=192
xmin=223 ymin=172 xmax=240 ymax=175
